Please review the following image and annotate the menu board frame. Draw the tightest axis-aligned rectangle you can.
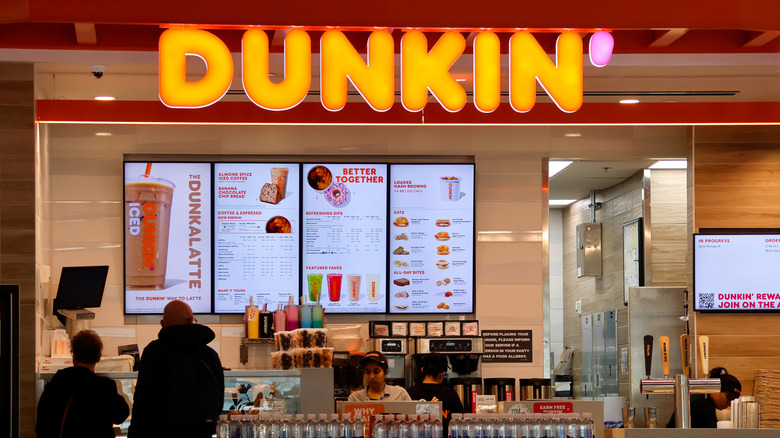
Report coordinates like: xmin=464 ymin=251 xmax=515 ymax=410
xmin=123 ymin=159 xmax=214 ymax=315
xmin=301 ymin=162 xmax=389 ymax=314
xmin=213 ymin=162 xmax=302 ymax=314
xmin=387 ymin=163 xmax=476 ymax=314
xmin=122 ymin=156 xmax=476 ymax=315
xmin=694 ymin=228 xmax=780 ymax=313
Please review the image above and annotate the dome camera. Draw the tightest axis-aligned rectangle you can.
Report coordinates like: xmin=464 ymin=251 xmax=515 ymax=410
xmin=90 ymin=64 xmax=106 ymax=79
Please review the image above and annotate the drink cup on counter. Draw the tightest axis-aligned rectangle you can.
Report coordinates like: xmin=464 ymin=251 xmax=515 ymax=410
xmin=622 ymin=407 xmax=635 ymax=428
xmin=440 ymin=176 xmax=461 ymax=202
xmin=644 ymin=407 xmax=658 ymax=428
xmin=366 ymin=274 xmax=381 ymax=302
xmin=307 ymin=273 xmax=323 ymax=303
xmin=125 ymin=176 xmax=175 ymax=289
xmin=311 ymin=304 xmax=324 ymax=328
xmin=327 ymin=273 xmax=342 ymax=302
xmin=347 ymin=274 xmax=361 ymax=302
xmin=270 ymin=167 xmax=289 ymax=199
xmin=299 ymin=304 xmax=313 ymax=329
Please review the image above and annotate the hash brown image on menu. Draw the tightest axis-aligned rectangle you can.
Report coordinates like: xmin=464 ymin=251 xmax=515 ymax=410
xmin=266 ymin=216 xmax=292 ymax=233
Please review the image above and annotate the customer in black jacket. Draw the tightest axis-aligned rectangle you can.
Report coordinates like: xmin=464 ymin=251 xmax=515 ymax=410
xmin=128 ymin=300 xmax=224 ymax=438
xmin=407 ymin=354 xmax=465 ymax=436
xmin=36 ymin=329 xmax=130 ymax=438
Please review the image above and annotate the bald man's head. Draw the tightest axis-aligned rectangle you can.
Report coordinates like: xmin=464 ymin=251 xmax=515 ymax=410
xmin=161 ymin=300 xmax=195 ymax=327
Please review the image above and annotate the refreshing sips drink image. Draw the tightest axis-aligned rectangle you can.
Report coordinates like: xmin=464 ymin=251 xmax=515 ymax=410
xmin=327 ymin=273 xmax=342 ymax=302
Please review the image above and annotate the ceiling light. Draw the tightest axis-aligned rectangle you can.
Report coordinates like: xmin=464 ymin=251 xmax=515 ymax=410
xmin=649 ymin=160 xmax=687 ymax=169
xmin=549 ymin=160 xmax=573 ymax=178
xmin=620 ymin=99 xmax=639 ymax=104
xmin=564 ymin=133 xmax=581 ymax=137
xmin=549 ymin=199 xmax=577 ymax=206
xmin=95 ymin=132 xmax=112 ymax=136
xmin=94 ymin=96 xmax=116 ymax=101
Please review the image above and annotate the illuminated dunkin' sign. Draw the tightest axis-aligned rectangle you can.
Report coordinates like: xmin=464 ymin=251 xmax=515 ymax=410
xmin=158 ymin=28 xmax=614 ymax=113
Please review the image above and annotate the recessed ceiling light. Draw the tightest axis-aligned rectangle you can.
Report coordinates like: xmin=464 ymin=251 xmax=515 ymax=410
xmin=94 ymin=96 xmax=116 ymax=101
xmin=95 ymin=132 xmax=112 ymax=136
xmin=564 ymin=133 xmax=582 ymax=138
xmin=549 ymin=160 xmax=573 ymax=178
xmin=649 ymin=160 xmax=687 ymax=169
xmin=549 ymin=199 xmax=577 ymax=206
xmin=619 ymin=99 xmax=639 ymax=104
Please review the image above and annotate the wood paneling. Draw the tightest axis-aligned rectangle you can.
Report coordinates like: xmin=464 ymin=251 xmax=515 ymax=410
xmin=692 ymin=126 xmax=780 ymax=395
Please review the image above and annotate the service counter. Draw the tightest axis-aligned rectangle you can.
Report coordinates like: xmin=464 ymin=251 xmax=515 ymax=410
xmin=37 ymin=368 xmax=335 ymax=434
xmin=606 ymin=430 xmax=777 ymax=438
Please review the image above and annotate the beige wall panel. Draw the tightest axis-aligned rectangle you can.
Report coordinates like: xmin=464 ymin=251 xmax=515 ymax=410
xmin=651 ymin=223 xmax=688 ymax=244
xmin=650 ymin=244 xmax=687 ymax=264
xmin=697 ymin=313 xmax=780 ymax=335
xmin=695 ymin=163 xmax=780 ymax=186
xmin=695 ymin=184 xmax=780 ymax=206
xmin=693 ymin=207 xmax=780 ymax=229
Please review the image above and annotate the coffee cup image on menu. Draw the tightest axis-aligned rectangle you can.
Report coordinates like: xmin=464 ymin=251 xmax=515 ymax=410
xmin=440 ymin=176 xmax=463 ymax=201
xmin=260 ymin=167 xmax=290 ymax=204
xmin=266 ymin=216 xmax=292 ymax=233
xmin=125 ymin=175 xmax=175 ymax=290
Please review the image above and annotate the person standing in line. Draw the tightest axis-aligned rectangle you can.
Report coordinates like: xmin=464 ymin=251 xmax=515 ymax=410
xmin=128 ymin=300 xmax=224 ymax=438
xmin=36 ymin=329 xmax=130 ymax=438
xmin=407 ymin=353 xmax=465 ymax=436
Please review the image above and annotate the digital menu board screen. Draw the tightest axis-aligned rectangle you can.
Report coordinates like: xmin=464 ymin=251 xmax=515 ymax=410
xmin=388 ymin=164 xmax=475 ymax=313
xmin=124 ymin=162 xmax=212 ymax=314
xmin=302 ymin=164 xmax=388 ymax=313
xmin=694 ymin=231 xmax=780 ymax=312
xmin=213 ymin=163 xmax=300 ymax=313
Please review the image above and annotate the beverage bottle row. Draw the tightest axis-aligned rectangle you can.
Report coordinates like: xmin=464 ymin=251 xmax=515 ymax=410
xmin=217 ymin=412 xmax=364 ymax=438
xmin=371 ymin=414 xmax=443 ymax=438
xmin=448 ymin=413 xmax=594 ymax=438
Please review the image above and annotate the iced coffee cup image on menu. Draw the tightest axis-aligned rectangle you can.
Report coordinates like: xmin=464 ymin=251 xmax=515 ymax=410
xmin=125 ymin=173 xmax=175 ymax=289
xmin=440 ymin=176 xmax=462 ymax=201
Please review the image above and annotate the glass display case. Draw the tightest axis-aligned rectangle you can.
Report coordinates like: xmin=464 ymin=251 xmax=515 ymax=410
xmin=38 ymin=368 xmax=334 ymax=435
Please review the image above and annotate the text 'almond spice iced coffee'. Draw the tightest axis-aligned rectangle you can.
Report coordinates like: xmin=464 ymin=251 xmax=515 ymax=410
xmin=125 ymin=177 xmax=175 ymax=289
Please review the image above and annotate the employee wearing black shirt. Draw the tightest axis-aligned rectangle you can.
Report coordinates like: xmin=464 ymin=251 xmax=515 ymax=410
xmin=407 ymin=354 xmax=465 ymax=436
xmin=666 ymin=367 xmax=742 ymax=428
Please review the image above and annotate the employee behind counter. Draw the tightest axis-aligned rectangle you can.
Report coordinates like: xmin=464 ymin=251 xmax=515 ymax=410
xmin=348 ymin=351 xmax=412 ymax=402
xmin=666 ymin=367 xmax=742 ymax=428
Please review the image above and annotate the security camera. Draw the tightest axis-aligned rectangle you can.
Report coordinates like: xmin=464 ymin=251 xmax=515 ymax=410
xmin=90 ymin=64 xmax=106 ymax=79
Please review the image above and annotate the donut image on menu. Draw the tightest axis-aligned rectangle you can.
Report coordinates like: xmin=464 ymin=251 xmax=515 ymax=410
xmin=324 ymin=182 xmax=350 ymax=207
xmin=307 ymin=165 xmax=333 ymax=191
xmin=266 ymin=216 xmax=292 ymax=233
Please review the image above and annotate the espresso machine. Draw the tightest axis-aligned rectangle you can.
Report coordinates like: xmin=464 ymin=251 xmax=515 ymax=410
xmin=414 ymin=337 xmax=484 ymax=381
xmin=414 ymin=337 xmax=484 ymax=412
xmin=373 ymin=338 xmax=415 ymax=388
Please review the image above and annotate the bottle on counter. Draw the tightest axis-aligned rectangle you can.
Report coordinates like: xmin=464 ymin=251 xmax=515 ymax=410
xmin=274 ymin=304 xmax=287 ymax=334
xmin=245 ymin=296 xmax=260 ymax=339
xmin=353 ymin=413 xmax=364 ymax=438
xmin=218 ymin=414 xmax=230 ymax=438
xmin=285 ymin=296 xmax=299 ymax=331
xmin=317 ymin=414 xmax=330 ymax=438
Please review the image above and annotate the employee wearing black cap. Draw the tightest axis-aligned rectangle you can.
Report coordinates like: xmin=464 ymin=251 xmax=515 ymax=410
xmin=348 ymin=351 xmax=412 ymax=402
xmin=666 ymin=367 xmax=742 ymax=428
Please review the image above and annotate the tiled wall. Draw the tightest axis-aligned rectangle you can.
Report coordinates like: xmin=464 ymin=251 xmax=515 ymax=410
xmin=562 ymin=172 xmax=644 ymax=398
xmin=561 ymin=169 xmax=688 ymax=399
xmin=0 ymin=63 xmax=36 ymax=438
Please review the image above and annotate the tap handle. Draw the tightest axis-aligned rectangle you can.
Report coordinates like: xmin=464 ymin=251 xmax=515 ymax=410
xmin=660 ymin=336 xmax=670 ymax=378
xmin=680 ymin=334 xmax=690 ymax=376
xmin=698 ymin=335 xmax=709 ymax=377
xmin=643 ymin=335 xmax=654 ymax=377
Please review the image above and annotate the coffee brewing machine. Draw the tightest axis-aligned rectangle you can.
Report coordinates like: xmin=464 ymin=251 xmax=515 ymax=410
xmin=414 ymin=337 xmax=484 ymax=381
xmin=373 ymin=338 xmax=415 ymax=388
